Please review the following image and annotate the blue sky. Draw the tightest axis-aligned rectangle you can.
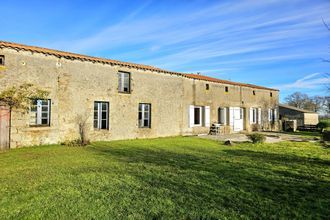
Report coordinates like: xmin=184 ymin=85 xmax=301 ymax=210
xmin=1 ymin=0 xmax=329 ymax=102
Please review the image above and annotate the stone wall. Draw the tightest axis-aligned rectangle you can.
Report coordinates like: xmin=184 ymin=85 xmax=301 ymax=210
xmin=304 ymin=113 xmax=319 ymax=125
xmin=0 ymin=47 xmax=279 ymax=148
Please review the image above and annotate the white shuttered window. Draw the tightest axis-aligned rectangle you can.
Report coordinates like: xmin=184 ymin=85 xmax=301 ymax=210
xmin=189 ymin=105 xmax=210 ymax=127
xmin=118 ymin=71 xmax=130 ymax=93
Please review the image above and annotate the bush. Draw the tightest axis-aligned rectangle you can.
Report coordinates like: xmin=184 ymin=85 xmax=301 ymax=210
xmin=317 ymin=121 xmax=330 ymax=130
xmin=247 ymin=133 xmax=266 ymax=144
xmin=61 ymin=139 xmax=89 ymax=147
xmin=322 ymin=130 xmax=330 ymax=142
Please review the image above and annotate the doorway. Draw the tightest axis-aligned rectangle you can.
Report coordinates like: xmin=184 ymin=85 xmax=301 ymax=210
xmin=0 ymin=106 xmax=10 ymax=150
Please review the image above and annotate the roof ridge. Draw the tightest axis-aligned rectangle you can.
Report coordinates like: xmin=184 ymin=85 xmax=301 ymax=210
xmin=0 ymin=40 xmax=278 ymax=91
xmin=0 ymin=40 xmax=184 ymax=75
xmin=184 ymin=73 xmax=278 ymax=91
xmin=279 ymin=104 xmax=315 ymax=113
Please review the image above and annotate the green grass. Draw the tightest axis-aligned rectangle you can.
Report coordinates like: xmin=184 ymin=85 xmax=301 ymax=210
xmin=283 ymin=130 xmax=321 ymax=138
xmin=0 ymin=137 xmax=329 ymax=219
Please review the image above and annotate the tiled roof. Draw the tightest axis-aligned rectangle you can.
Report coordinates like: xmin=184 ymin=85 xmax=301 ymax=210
xmin=185 ymin=74 xmax=278 ymax=91
xmin=0 ymin=40 xmax=278 ymax=91
xmin=279 ymin=104 xmax=316 ymax=113
xmin=0 ymin=41 xmax=183 ymax=75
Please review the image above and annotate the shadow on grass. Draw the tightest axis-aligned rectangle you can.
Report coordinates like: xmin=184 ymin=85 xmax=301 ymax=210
xmin=282 ymin=131 xmax=321 ymax=137
xmin=222 ymin=149 xmax=330 ymax=167
xmin=87 ymin=142 xmax=330 ymax=219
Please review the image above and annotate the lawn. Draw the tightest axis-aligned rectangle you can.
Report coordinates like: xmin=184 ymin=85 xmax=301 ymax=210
xmin=0 ymin=137 xmax=329 ymax=219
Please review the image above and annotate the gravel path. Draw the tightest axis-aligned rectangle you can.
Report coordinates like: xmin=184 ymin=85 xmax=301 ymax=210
xmin=198 ymin=132 xmax=319 ymax=143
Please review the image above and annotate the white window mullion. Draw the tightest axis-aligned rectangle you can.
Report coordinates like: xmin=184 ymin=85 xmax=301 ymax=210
xmin=37 ymin=100 xmax=42 ymax=125
xmin=98 ymin=103 xmax=102 ymax=129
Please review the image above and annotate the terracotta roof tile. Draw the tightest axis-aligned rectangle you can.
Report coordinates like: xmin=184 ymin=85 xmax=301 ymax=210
xmin=0 ymin=40 xmax=278 ymax=91
xmin=184 ymin=74 xmax=278 ymax=91
xmin=279 ymin=104 xmax=316 ymax=113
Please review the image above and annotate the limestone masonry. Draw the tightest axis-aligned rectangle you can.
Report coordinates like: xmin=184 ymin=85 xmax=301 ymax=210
xmin=0 ymin=41 xmax=279 ymax=148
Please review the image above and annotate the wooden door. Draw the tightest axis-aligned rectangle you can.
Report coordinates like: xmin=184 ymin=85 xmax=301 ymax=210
xmin=0 ymin=106 xmax=10 ymax=150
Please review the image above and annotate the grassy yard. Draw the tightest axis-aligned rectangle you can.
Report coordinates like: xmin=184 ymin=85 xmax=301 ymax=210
xmin=0 ymin=137 xmax=329 ymax=219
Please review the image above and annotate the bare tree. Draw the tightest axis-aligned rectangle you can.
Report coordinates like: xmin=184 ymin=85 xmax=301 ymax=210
xmin=75 ymin=113 xmax=90 ymax=146
xmin=285 ymin=92 xmax=310 ymax=109
xmin=285 ymin=92 xmax=327 ymax=113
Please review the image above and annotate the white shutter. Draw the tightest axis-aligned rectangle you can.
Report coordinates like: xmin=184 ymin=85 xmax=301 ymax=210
xmin=258 ymin=108 xmax=262 ymax=124
xmin=204 ymin=106 xmax=210 ymax=127
xmin=118 ymin=72 xmax=123 ymax=92
xmin=268 ymin=109 xmax=272 ymax=121
xmin=249 ymin=108 xmax=253 ymax=124
xmin=189 ymin=105 xmax=194 ymax=128
xmin=229 ymin=107 xmax=234 ymax=126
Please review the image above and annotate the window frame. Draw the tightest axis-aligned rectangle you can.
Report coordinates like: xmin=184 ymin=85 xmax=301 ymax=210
xmin=239 ymin=108 xmax=244 ymax=120
xmin=138 ymin=103 xmax=151 ymax=128
xmin=29 ymin=99 xmax=51 ymax=127
xmin=194 ymin=106 xmax=202 ymax=126
xmin=118 ymin=71 xmax=131 ymax=93
xmin=94 ymin=101 xmax=109 ymax=130
xmin=218 ymin=107 xmax=228 ymax=125
xmin=252 ymin=108 xmax=257 ymax=124
xmin=0 ymin=55 xmax=4 ymax=66
xmin=269 ymin=108 xmax=275 ymax=122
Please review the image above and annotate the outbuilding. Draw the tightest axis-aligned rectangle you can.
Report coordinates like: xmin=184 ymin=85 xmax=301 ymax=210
xmin=279 ymin=104 xmax=319 ymax=127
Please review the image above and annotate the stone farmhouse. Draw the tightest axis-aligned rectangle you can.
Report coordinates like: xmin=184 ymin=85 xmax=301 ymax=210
xmin=0 ymin=41 xmax=279 ymax=149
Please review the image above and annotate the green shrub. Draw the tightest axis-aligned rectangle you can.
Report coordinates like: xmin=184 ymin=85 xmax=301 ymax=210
xmin=247 ymin=133 xmax=266 ymax=144
xmin=61 ymin=139 xmax=89 ymax=147
xmin=317 ymin=121 xmax=330 ymax=130
xmin=322 ymin=130 xmax=330 ymax=142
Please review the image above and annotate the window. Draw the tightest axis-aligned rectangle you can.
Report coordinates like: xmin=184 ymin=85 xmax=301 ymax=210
xmin=225 ymin=86 xmax=229 ymax=93
xmin=0 ymin=55 xmax=4 ymax=66
xmin=250 ymin=107 xmax=262 ymax=124
xmin=270 ymin=92 xmax=273 ymax=97
xmin=30 ymin=99 xmax=51 ymax=126
xmin=268 ymin=108 xmax=277 ymax=122
xmin=194 ymin=107 xmax=202 ymax=125
xmin=253 ymin=90 xmax=256 ymax=95
xmin=252 ymin=108 xmax=257 ymax=123
xmin=206 ymin=84 xmax=209 ymax=90
xmin=239 ymin=108 xmax=244 ymax=119
xmin=94 ymin=102 xmax=109 ymax=129
xmin=189 ymin=105 xmax=210 ymax=127
xmin=218 ymin=107 xmax=228 ymax=125
xmin=139 ymin=103 xmax=151 ymax=128
xmin=118 ymin=71 xmax=130 ymax=93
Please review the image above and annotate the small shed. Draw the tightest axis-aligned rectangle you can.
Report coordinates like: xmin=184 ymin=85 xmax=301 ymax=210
xmin=279 ymin=104 xmax=319 ymax=127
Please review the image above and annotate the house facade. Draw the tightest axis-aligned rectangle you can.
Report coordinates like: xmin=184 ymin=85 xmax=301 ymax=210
xmin=0 ymin=41 xmax=279 ymax=149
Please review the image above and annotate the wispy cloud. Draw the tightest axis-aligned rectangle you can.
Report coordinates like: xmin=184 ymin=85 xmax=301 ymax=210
xmin=40 ymin=0 xmax=329 ymax=98
xmin=50 ymin=1 xmax=329 ymax=58
xmin=276 ymin=73 xmax=330 ymax=89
